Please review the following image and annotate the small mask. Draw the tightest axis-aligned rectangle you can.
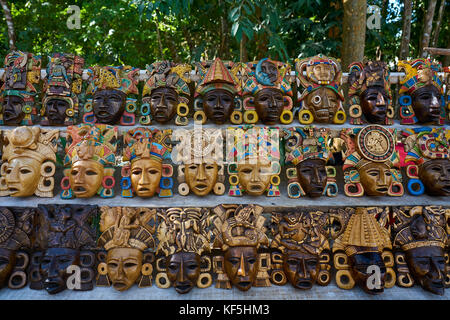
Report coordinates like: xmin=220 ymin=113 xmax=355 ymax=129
xmin=41 ymin=53 xmax=84 ymax=125
xmin=296 ymin=54 xmax=345 ymax=124
xmin=142 ymin=61 xmax=191 ymax=125
xmin=84 ymin=65 xmax=139 ymax=125
xmin=398 ymin=58 xmax=445 ymax=125
xmin=0 ymin=51 xmax=41 ymax=125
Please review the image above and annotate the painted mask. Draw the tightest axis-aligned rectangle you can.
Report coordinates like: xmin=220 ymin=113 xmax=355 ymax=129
xmin=84 ymin=65 xmax=139 ymax=125
xmin=61 ymin=124 xmax=117 ymax=199
xmin=97 ymin=207 xmax=156 ymax=291
xmin=296 ymin=54 xmax=345 ymax=124
xmin=341 ymin=125 xmax=403 ymax=197
xmin=142 ymin=61 xmax=191 ymax=125
xmin=121 ymin=128 xmax=174 ymax=198
xmin=242 ymin=58 xmax=293 ymax=125
xmin=347 ymin=60 xmax=393 ymax=124
xmin=156 ymin=208 xmax=212 ymax=294
xmin=0 ymin=51 xmax=41 ymax=125
xmin=331 ymin=207 xmax=395 ymax=294
xmin=0 ymin=127 xmax=58 ymax=197
xmin=283 ymin=126 xmax=338 ymax=198
xmin=270 ymin=211 xmax=331 ymax=289
xmin=195 ymin=58 xmax=242 ymax=124
xmin=392 ymin=206 xmax=448 ymax=295
xmin=41 ymin=53 xmax=84 ymax=125
xmin=398 ymin=58 xmax=445 ymax=125
xmin=212 ymin=204 xmax=270 ymax=291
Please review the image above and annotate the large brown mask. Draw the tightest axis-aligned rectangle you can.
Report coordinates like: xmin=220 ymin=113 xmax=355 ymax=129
xmin=4 ymin=156 xmax=41 ymax=197
xmin=283 ymin=250 xmax=319 ymax=290
xmin=107 ymin=247 xmax=143 ymax=292
xmin=411 ymin=85 xmax=441 ymax=124
xmin=39 ymin=248 xmax=80 ymax=295
xmin=184 ymin=163 xmax=218 ymax=196
xmin=419 ymin=159 xmax=450 ymax=196
xmin=131 ymin=159 xmax=162 ymax=197
xmin=360 ymin=86 xmax=388 ymax=124
xmin=150 ymin=87 xmax=178 ymax=123
xmin=296 ymin=159 xmax=327 ymax=197
xmin=237 ymin=161 xmax=272 ymax=196
xmin=349 ymin=252 xmax=386 ymax=295
xmin=405 ymin=246 xmax=446 ymax=295
xmin=305 ymin=87 xmax=339 ymax=123
xmin=69 ymin=160 xmax=104 ymax=198
xmin=166 ymin=252 xmax=200 ymax=294
xmin=2 ymin=95 xmax=25 ymax=125
xmin=358 ymin=162 xmax=392 ymax=196
xmin=0 ymin=248 xmax=15 ymax=288
xmin=203 ymin=89 xmax=235 ymax=124
xmin=224 ymin=246 xmax=258 ymax=291
xmin=93 ymin=89 xmax=126 ymax=124
xmin=254 ymin=88 xmax=285 ymax=125
xmin=45 ymin=98 xmax=69 ymax=125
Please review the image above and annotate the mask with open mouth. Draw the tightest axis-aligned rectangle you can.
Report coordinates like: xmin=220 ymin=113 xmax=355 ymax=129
xmin=347 ymin=60 xmax=393 ymax=125
xmin=142 ymin=61 xmax=191 ymax=125
xmin=97 ymin=207 xmax=157 ymax=292
xmin=296 ymin=54 xmax=345 ymax=124
xmin=41 ymin=53 xmax=84 ymax=126
xmin=242 ymin=58 xmax=293 ymax=125
xmin=195 ymin=58 xmax=241 ymax=124
xmin=61 ymin=123 xmax=117 ymax=199
xmin=392 ymin=206 xmax=449 ymax=295
xmin=31 ymin=204 xmax=97 ymax=294
xmin=156 ymin=208 xmax=212 ymax=293
xmin=0 ymin=51 xmax=41 ymax=125
xmin=397 ymin=58 xmax=445 ymax=125
xmin=270 ymin=210 xmax=331 ymax=289
xmin=212 ymin=204 xmax=270 ymax=291
xmin=84 ymin=65 xmax=139 ymax=125
xmin=0 ymin=126 xmax=59 ymax=198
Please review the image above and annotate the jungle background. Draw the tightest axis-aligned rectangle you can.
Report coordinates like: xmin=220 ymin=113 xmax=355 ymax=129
xmin=0 ymin=0 xmax=448 ymax=70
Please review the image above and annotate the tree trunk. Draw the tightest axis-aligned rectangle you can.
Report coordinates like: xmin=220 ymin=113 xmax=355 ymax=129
xmin=399 ymin=0 xmax=413 ymax=60
xmin=341 ymin=0 xmax=367 ymax=71
xmin=419 ymin=0 xmax=437 ymax=57
xmin=431 ymin=0 xmax=445 ymax=47
xmin=240 ymin=34 xmax=248 ymax=63
xmin=155 ymin=21 xmax=164 ymax=60
xmin=0 ymin=0 xmax=15 ymax=50
xmin=444 ymin=37 xmax=450 ymax=67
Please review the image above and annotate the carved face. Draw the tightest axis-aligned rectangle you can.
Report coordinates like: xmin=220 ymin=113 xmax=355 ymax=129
xmin=166 ymin=252 xmax=200 ymax=294
xmin=261 ymin=60 xmax=278 ymax=84
xmin=237 ymin=161 xmax=272 ymax=196
xmin=305 ymin=87 xmax=339 ymax=123
xmin=2 ymin=95 xmax=25 ymax=125
xmin=312 ymin=64 xmax=333 ymax=82
xmin=349 ymin=252 xmax=386 ymax=295
xmin=40 ymin=248 xmax=79 ymax=294
xmin=283 ymin=250 xmax=319 ymax=290
xmin=224 ymin=246 xmax=258 ymax=291
xmin=296 ymin=159 xmax=327 ymax=197
xmin=360 ymin=87 xmax=388 ymax=124
xmin=92 ymin=89 xmax=126 ymax=124
xmin=254 ymin=88 xmax=285 ymax=124
xmin=411 ymin=85 xmax=441 ymax=124
xmin=419 ymin=159 xmax=450 ymax=196
xmin=405 ymin=246 xmax=446 ymax=295
xmin=150 ymin=87 xmax=178 ymax=123
xmin=358 ymin=162 xmax=392 ymax=196
xmin=0 ymin=248 xmax=15 ymax=288
xmin=203 ymin=89 xmax=234 ymax=124
xmin=184 ymin=163 xmax=218 ymax=196
xmin=107 ymin=247 xmax=143 ymax=292
xmin=45 ymin=98 xmax=69 ymax=125
xmin=69 ymin=160 xmax=104 ymax=198
xmin=4 ymin=157 xmax=41 ymax=197
xmin=131 ymin=159 xmax=162 ymax=197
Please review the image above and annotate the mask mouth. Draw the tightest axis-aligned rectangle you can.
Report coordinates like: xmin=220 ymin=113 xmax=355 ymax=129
xmin=248 ymin=183 xmax=265 ymax=193
xmin=193 ymin=183 xmax=209 ymax=192
xmin=315 ymin=109 xmax=331 ymax=120
xmin=442 ymin=185 xmax=450 ymax=193
xmin=137 ymin=186 xmax=150 ymax=192
xmin=44 ymin=278 xmax=65 ymax=294
xmin=175 ymin=281 xmax=193 ymax=294
xmin=237 ymin=281 xmax=252 ymax=290
xmin=7 ymin=187 xmax=19 ymax=194
xmin=112 ymin=281 xmax=128 ymax=291
xmin=3 ymin=109 xmax=20 ymax=120
xmin=295 ymin=280 xmax=313 ymax=290
xmin=376 ymin=186 xmax=388 ymax=193
xmin=73 ymin=186 xmax=87 ymax=193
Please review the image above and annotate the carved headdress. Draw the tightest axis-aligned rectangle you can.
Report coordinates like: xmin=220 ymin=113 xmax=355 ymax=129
xmin=0 ymin=207 xmax=33 ymax=251
xmin=401 ymin=127 xmax=449 ymax=165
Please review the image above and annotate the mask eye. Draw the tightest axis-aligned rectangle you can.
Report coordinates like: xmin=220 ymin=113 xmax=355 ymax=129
xmin=108 ymin=262 xmax=118 ymax=269
xmin=86 ymin=170 xmax=98 ymax=176
xmin=124 ymin=262 xmax=137 ymax=269
xmin=247 ymin=258 xmax=256 ymax=265
xmin=132 ymin=169 xmax=142 ymax=175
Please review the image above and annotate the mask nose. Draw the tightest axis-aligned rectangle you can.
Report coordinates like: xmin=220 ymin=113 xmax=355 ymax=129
xmin=157 ymin=92 xmax=166 ymax=108
xmin=237 ymin=253 xmax=247 ymax=277
xmin=5 ymin=166 xmax=19 ymax=182
xmin=73 ymin=170 xmax=85 ymax=184
xmin=296 ymin=260 xmax=306 ymax=279
xmin=197 ymin=164 xmax=206 ymax=180
xmin=376 ymin=92 xmax=385 ymax=105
